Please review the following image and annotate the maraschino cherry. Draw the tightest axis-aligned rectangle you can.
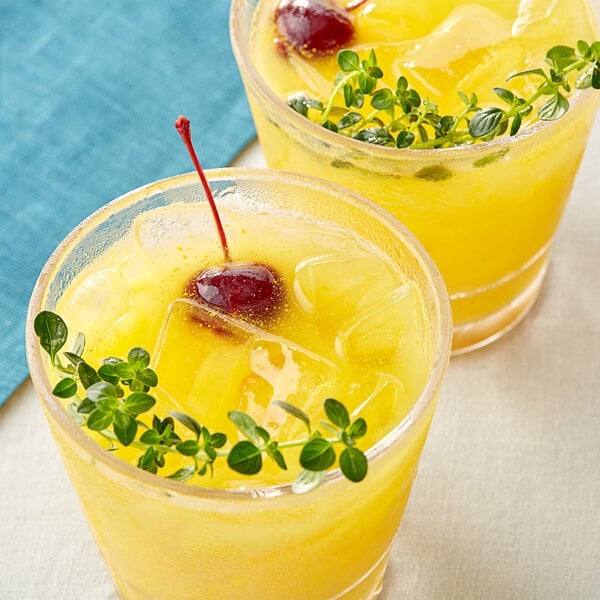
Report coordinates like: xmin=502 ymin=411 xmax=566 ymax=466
xmin=175 ymin=116 xmax=284 ymax=322
xmin=274 ymin=0 xmax=368 ymax=57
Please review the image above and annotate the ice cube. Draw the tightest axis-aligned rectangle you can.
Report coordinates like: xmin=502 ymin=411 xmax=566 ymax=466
xmin=63 ymin=267 xmax=118 ymax=315
xmin=352 ymin=4 xmax=514 ymax=112
xmin=347 ymin=371 xmax=411 ymax=444
xmin=287 ymin=52 xmax=338 ymax=98
xmin=354 ymin=5 xmax=512 ymax=70
xmin=456 ymin=39 xmax=530 ymax=107
xmin=60 ymin=267 xmax=123 ymax=342
xmin=116 ymin=252 xmax=149 ymax=287
xmin=512 ymin=0 xmax=596 ymax=47
xmin=133 ymin=203 xmax=212 ymax=250
xmin=152 ymin=298 xmax=341 ymax=438
xmin=294 ymin=252 xmax=402 ymax=332
xmin=245 ymin=337 xmax=341 ymax=434
xmin=265 ymin=218 xmax=356 ymax=253
xmin=512 ymin=0 xmax=559 ymax=36
xmin=335 ymin=283 xmax=426 ymax=370
xmin=406 ymin=5 xmax=512 ymax=69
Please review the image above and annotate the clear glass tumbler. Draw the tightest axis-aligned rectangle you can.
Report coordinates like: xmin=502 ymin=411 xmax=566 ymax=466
xmin=27 ymin=169 xmax=451 ymax=600
xmin=230 ymin=0 xmax=600 ymax=352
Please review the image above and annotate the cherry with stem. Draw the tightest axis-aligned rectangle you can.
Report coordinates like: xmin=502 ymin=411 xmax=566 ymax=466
xmin=275 ymin=0 xmax=368 ymax=57
xmin=174 ymin=116 xmax=284 ymax=322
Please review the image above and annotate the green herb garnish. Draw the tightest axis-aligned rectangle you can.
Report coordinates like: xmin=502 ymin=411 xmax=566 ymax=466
xmin=33 ymin=311 xmax=368 ymax=493
xmin=288 ymin=41 xmax=600 ymax=149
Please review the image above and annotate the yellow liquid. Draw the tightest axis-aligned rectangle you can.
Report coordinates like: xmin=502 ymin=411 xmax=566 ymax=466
xmin=39 ymin=173 xmax=446 ymax=599
xmin=56 ymin=200 xmax=428 ymax=486
xmin=244 ymin=0 xmax=599 ymax=350
xmin=253 ymin=0 xmax=597 ymax=116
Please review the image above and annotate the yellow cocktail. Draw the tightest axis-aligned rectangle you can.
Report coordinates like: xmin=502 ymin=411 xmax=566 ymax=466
xmin=27 ymin=169 xmax=451 ymax=599
xmin=231 ymin=0 xmax=600 ymax=351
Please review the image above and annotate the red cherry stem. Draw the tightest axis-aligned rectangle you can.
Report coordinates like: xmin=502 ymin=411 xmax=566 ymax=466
xmin=174 ymin=115 xmax=231 ymax=263
xmin=345 ymin=0 xmax=368 ymax=11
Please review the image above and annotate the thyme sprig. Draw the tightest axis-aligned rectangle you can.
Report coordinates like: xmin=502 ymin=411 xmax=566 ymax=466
xmin=33 ymin=311 xmax=368 ymax=493
xmin=288 ymin=41 xmax=600 ymax=150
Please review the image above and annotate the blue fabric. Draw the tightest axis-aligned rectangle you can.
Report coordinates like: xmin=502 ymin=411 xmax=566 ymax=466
xmin=0 ymin=1 xmax=256 ymax=406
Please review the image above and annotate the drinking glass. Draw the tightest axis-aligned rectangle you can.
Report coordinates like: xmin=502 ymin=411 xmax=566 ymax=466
xmin=230 ymin=0 xmax=600 ymax=352
xmin=27 ymin=169 xmax=451 ymax=600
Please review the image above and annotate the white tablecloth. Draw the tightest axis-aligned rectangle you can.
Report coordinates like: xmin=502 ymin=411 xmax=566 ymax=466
xmin=1 ymin=120 xmax=599 ymax=598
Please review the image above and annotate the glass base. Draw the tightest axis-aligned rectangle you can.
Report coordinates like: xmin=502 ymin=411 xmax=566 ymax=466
xmin=451 ymin=259 xmax=548 ymax=354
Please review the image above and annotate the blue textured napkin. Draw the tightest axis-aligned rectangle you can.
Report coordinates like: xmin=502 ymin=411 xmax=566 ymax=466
xmin=0 ymin=1 xmax=256 ymax=407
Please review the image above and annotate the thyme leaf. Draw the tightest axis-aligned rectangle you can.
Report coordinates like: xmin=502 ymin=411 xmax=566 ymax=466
xmin=34 ymin=311 xmax=369 ymax=493
xmin=287 ymin=41 xmax=600 ymax=149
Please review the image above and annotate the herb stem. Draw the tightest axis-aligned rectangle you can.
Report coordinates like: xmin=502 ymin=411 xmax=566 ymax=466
xmin=511 ymin=86 xmax=546 ymax=116
xmin=447 ymin=104 xmax=475 ymax=137
xmin=97 ymin=428 xmax=340 ymax=457
xmin=320 ymin=72 xmax=356 ymax=124
xmin=288 ymin=41 xmax=600 ymax=149
xmin=563 ymin=58 xmax=590 ymax=75
xmin=34 ymin=311 xmax=370 ymax=492
xmin=350 ymin=108 xmax=384 ymax=135
xmin=403 ymin=99 xmax=439 ymax=143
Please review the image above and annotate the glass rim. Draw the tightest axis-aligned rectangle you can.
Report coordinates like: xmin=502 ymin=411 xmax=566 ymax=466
xmin=26 ymin=167 xmax=452 ymax=501
xmin=229 ymin=0 xmax=598 ymax=161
